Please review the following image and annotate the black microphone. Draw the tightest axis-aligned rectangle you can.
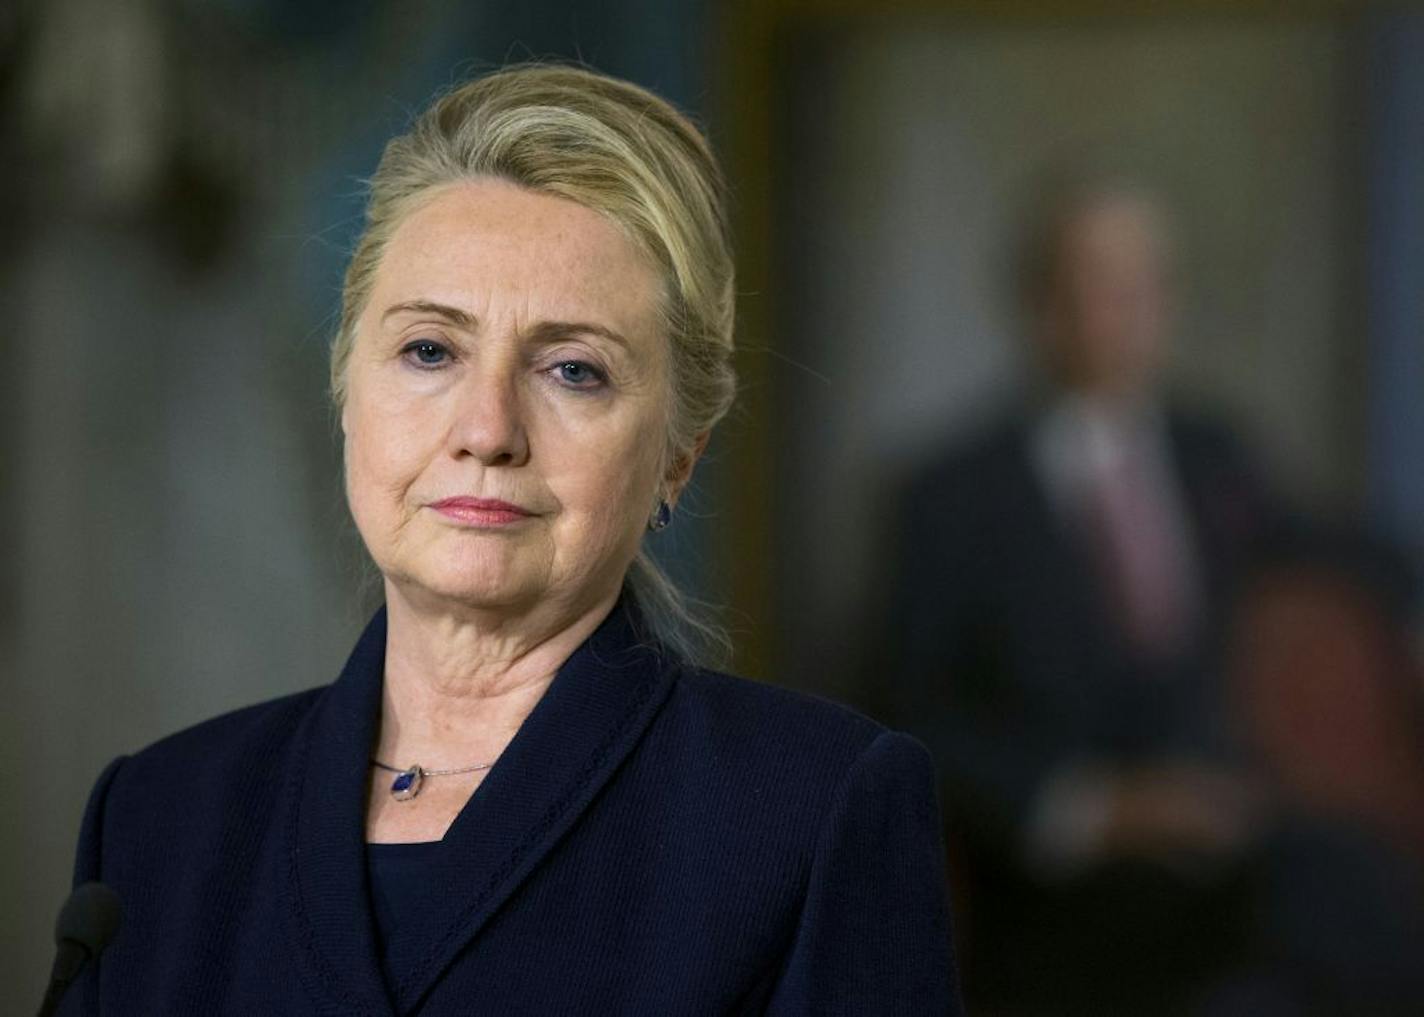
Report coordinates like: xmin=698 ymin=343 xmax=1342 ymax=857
xmin=36 ymin=882 xmax=121 ymax=1017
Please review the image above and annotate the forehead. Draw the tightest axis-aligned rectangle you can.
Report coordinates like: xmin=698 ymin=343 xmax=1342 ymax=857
xmin=1060 ymin=195 xmax=1167 ymax=262
xmin=369 ymin=178 xmax=664 ymax=339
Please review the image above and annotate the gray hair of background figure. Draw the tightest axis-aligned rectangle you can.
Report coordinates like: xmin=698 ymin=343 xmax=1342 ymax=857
xmin=330 ymin=63 xmax=737 ymax=664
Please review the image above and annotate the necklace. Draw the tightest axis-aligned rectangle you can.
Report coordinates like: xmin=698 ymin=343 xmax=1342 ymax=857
xmin=371 ymin=759 xmax=495 ymax=801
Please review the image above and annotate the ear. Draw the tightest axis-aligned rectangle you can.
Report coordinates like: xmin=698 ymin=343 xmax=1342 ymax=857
xmin=662 ymin=431 xmax=711 ymax=507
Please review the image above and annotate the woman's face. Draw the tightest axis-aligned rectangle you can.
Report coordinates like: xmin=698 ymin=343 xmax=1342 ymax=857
xmin=342 ymin=178 xmax=673 ymax=617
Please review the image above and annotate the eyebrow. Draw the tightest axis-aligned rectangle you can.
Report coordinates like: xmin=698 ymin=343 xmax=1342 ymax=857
xmin=381 ymin=300 xmax=632 ymax=351
xmin=526 ymin=320 xmax=631 ymax=352
xmin=382 ymin=300 xmax=478 ymax=331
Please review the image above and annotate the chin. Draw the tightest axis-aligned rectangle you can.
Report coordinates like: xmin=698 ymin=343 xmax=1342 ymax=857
xmin=389 ymin=547 xmax=545 ymax=611
xmin=393 ymin=572 xmax=539 ymax=612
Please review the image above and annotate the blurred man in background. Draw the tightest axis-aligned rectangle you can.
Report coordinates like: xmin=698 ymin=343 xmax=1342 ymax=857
xmin=881 ymin=172 xmax=1273 ymax=1014
xmin=1226 ymin=528 xmax=1424 ymax=1016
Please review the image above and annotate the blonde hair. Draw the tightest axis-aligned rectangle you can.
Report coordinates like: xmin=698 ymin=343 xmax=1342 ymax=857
xmin=332 ymin=63 xmax=736 ymax=664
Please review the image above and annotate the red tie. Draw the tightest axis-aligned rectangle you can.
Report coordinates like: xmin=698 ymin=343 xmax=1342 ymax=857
xmin=1085 ymin=445 xmax=1193 ymax=659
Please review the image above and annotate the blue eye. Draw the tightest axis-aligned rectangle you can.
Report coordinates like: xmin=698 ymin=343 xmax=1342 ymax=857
xmin=402 ymin=340 xmax=450 ymax=367
xmin=554 ymin=360 xmax=606 ymax=389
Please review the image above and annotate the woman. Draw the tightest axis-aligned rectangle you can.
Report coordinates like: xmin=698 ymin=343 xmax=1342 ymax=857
xmin=61 ymin=64 xmax=959 ymax=1015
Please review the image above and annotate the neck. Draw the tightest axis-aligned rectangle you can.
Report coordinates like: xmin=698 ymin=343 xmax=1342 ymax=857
xmin=1043 ymin=376 xmax=1157 ymax=417
xmin=374 ymin=581 xmax=620 ymax=768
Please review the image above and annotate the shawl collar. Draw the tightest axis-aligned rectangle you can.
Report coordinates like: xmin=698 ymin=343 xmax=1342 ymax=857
xmin=283 ymin=599 xmax=679 ymax=1016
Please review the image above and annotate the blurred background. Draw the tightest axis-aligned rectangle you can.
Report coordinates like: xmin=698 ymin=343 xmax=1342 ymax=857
xmin=3 ymin=1 xmax=1422 ymax=1012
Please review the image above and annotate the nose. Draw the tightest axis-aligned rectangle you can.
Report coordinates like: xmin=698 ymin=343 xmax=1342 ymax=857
xmin=448 ymin=361 xmax=530 ymax=467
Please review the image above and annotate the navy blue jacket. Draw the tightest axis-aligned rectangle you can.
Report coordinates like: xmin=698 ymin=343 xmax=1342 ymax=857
xmin=63 ymin=602 xmax=960 ymax=1015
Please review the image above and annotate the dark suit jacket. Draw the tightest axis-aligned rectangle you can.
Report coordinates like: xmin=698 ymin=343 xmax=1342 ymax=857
xmin=881 ymin=404 xmax=1268 ymax=845
xmin=62 ymin=600 xmax=960 ymax=1016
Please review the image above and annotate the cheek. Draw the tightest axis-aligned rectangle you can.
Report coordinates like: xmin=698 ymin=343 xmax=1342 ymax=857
xmin=343 ymin=393 xmax=438 ymax=522
xmin=544 ymin=409 xmax=665 ymax=541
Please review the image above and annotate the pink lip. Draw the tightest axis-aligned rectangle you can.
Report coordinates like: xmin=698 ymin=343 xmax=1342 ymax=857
xmin=428 ymin=497 xmax=535 ymax=527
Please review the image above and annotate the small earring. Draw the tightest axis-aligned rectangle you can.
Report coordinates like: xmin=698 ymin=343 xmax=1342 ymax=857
xmin=649 ymin=499 xmax=672 ymax=532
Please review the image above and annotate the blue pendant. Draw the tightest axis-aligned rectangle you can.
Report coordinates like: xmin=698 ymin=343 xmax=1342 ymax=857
xmin=390 ymin=765 xmax=424 ymax=801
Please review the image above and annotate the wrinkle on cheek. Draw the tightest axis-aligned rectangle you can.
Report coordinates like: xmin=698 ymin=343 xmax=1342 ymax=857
xmin=380 ymin=444 xmax=432 ymax=532
xmin=345 ymin=398 xmax=429 ymax=542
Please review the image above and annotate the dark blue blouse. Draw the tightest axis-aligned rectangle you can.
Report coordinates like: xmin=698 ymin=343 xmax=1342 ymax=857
xmin=366 ymin=840 xmax=441 ymax=986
